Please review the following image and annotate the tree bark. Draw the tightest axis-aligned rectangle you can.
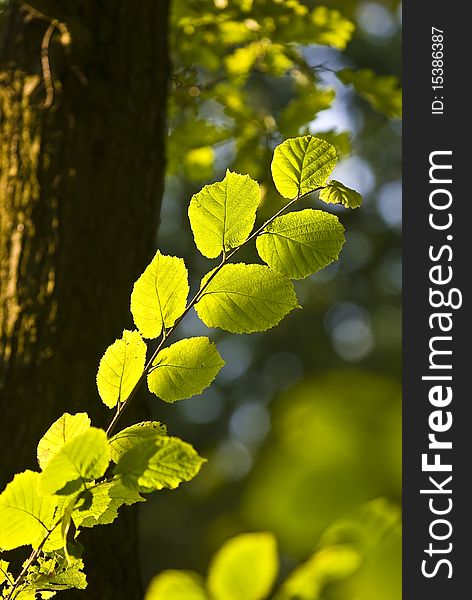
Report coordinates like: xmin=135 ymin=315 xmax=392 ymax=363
xmin=0 ymin=1 xmax=170 ymax=597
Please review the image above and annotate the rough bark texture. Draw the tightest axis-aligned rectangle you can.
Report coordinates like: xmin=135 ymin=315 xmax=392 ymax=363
xmin=0 ymin=1 xmax=170 ymax=597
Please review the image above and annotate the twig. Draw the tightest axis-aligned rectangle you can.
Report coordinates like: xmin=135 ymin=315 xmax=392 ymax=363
xmin=6 ymin=480 xmax=102 ymax=598
xmin=40 ymin=20 xmax=57 ymax=108
xmin=105 ymin=186 xmax=324 ymax=437
xmin=0 ymin=563 xmax=14 ymax=586
xmin=21 ymin=2 xmax=53 ymax=23
xmin=6 ymin=530 xmax=51 ymax=600
xmin=7 ymin=186 xmax=326 ymax=595
xmin=21 ymin=2 xmax=69 ymax=109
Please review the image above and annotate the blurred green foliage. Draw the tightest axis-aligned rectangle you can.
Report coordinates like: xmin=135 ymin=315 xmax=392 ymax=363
xmin=337 ymin=68 xmax=402 ymax=118
xmin=242 ymin=370 xmax=401 ymax=554
xmin=168 ymin=0 xmax=401 ymax=186
xmin=140 ymin=0 xmax=402 ymax=597
xmin=145 ymin=500 xmax=400 ymax=600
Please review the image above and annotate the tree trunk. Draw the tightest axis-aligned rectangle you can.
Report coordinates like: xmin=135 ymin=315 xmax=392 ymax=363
xmin=0 ymin=1 xmax=170 ymax=597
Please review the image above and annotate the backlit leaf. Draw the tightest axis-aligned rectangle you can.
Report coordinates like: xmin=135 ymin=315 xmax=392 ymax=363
xmin=145 ymin=570 xmax=208 ymax=600
xmin=317 ymin=131 xmax=352 ymax=159
xmin=96 ymin=330 xmax=147 ymax=408
xmin=131 ymin=251 xmax=189 ymax=339
xmin=39 ymin=428 xmax=110 ymax=496
xmin=208 ymin=532 xmax=278 ymax=600
xmin=319 ymin=180 xmax=362 ymax=209
xmin=279 ymin=87 xmax=335 ymax=137
xmin=275 ymin=545 xmax=361 ymax=600
xmin=195 ymin=263 xmax=298 ymax=333
xmin=184 ymin=146 xmax=215 ymax=181
xmin=272 ymin=136 xmax=337 ymax=199
xmin=0 ymin=471 xmax=61 ymax=551
xmin=256 ymin=209 xmax=345 ymax=279
xmin=109 ymin=421 xmax=168 ymax=463
xmin=72 ymin=478 xmax=144 ymax=528
xmin=225 ymin=43 xmax=262 ymax=79
xmin=0 ymin=560 xmax=11 ymax=586
xmin=167 ymin=118 xmax=230 ymax=179
xmin=114 ymin=436 xmax=205 ymax=493
xmin=276 ymin=6 xmax=355 ymax=50
xmin=337 ymin=68 xmax=402 ymax=118
xmin=195 ymin=263 xmax=299 ymax=334
xmin=308 ymin=6 xmax=355 ymax=49
xmin=36 ymin=558 xmax=87 ymax=592
xmin=22 ymin=554 xmax=87 ymax=595
xmin=37 ymin=413 xmax=91 ymax=470
xmin=189 ymin=170 xmax=260 ymax=258
xmin=148 ymin=337 xmax=225 ymax=402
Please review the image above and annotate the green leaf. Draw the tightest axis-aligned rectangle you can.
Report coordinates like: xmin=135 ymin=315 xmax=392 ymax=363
xmin=59 ymin=496 xmax=76 ymax=560
xmin=22 ymin=553 xmax=87 ymax=595
xmin=70 ymin=485 xmax=114 ymax=529
xmin=225 ymin=42 xmax=264 ymax=79
xmin=319 ymin=180 xmax=362 ymax=209
xmin=262 ymin=43 xmax=293 ymax=76
xmin=42 ymin=499 xmax=73 ymax=554
xmin=114 ymin=436 xmax=205 ymax=493
xmin=96 ymin=329 xmax=147 ymax=408
xmin=272 ymin=136 xmax=337 ymax=199
xmin=219 ymin=20 xmax=256 ymax=46
xmin=308 ymin=6 xmax=355 ymax=49
xmin=72 ymin=478 xmax=144 ymax=528
xmin=224 ymin=40 xmax=292 ymax=80
xmin=37 ymin=413 xmax=91 ymax=470
xmin=184 ymin=146 xmax=215 ymax=181
xmin=36 ymin=557 xmax=87 ymax=592
xmin=188 ymin=170 xmax=261 ymax=258
xmin=148 ymin=337 xmax=225 ymax=402
xmin=0 ymin=565 xmax=10 ymax=586
xmin=131 ymin=251 xmax=189 ymax=339
xmin=276 ymin=6 xmax=355 ymax=50
xmin=39 ymin=428 xmax=110 ymax=496
xmin=0 ymin=471 xmax=61 ymax=551
xmin=167 ymin=118 xmax=230 ymax=179
xmin=256 ymin=209 xmax=345 ymax=280
xmin=279 ymin=87 xmax=335 ymax=137
xmin=109 ymin=421 xmax=168 ymax=463
xmin=274 ymin=545 xmax=361 ymax=600
xmin=337 ymin=68 xmax=402 ymax=118
xmin=0 ymin=560 xmax=12 ymax=586
xmin=208 ymin=532 xmax=278 ymax=600
xmin=195 ymin=263 xmax=299 ymax=334
xmin=317 ymin=131 xmax=352 ymax=159
xmin=145 ymin=570 xmax=208 ymax=600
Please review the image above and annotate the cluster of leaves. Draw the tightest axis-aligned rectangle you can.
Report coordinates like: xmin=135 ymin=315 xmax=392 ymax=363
xmin=168 ymin=0 xmax=402 ymax=183
xmin=145 ymin=498 xmax=400 ymax=600
xmin=338 ymin=68 xmax=402 ymax=119
xmin=0 ymin=135 xmax=361 ymax=598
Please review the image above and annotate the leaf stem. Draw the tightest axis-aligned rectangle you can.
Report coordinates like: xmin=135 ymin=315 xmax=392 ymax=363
xmin=6 ymin=530 xmax=52 ymax=600
xmin=105 ymin=187 xmax=324 ymax=437
xmin=9 ymin=187 xmax=325 ymax=598
xmin=6 ymin=480 xmax=103 ymax=598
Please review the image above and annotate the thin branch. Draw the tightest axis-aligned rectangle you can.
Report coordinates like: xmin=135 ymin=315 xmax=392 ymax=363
xmin=0 ymin=563 xmax=14 ymax=586
xmin=105 ymin=186 xmax=324 ymax=437
xmin=21 ymin=2 xmax=69 ymax=109
xmin=6 ymin=480 xmax=103 ymax=598
xmin=6 ymin=529 xmax=52 ymax=600
xmin=21 ymin=2 xmax=54 ymax=23
xmin=7 ymin=186 xmax=326 ymax=594
xmin=40 ymin=20 xmax=57 ymax=108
